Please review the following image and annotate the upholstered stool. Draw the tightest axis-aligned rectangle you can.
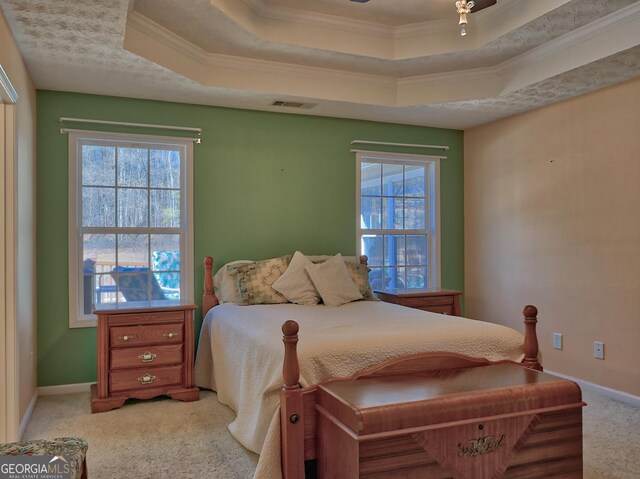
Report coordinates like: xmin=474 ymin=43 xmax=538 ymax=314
xmin=0 ymin=437 xmax=88 ymax=479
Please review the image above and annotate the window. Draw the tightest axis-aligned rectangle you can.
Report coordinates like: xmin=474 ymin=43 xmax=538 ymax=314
xmin=68 ymin=131 xmax=194 ymax=327
xmin=356 ymin=152 xmax=440 ymax=291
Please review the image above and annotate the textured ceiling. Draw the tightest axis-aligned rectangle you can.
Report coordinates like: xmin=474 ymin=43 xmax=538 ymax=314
xmin=1 ymin=0 xmax=640 ymax=129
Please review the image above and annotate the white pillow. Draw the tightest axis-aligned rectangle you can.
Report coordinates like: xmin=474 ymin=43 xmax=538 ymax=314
xmin=272 ymin=251 xmax=320 ymax=305
xmin=213 ymin=260 xmax=253 ymax=303
xmin=305 ymin=254 xmax=363 ymax=307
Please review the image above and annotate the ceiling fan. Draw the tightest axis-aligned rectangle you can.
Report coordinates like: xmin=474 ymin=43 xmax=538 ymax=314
xmin=457 ymin=0 xmax=497 ymax=35
xmin=349 ymin=0 xmax=498 ymax=36
xmin=349 ymin=0 xmax=497 ymax=9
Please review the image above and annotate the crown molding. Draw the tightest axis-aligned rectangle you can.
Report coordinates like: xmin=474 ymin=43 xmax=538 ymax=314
xmin=497 ymin=1 xmax=640 ymax=78
xmin=127 ymin=11 xmax=208 ymax=64
xmin=232 ymin=0 xmax=573 ymax=55
xmin=240 ymin=0 xmax=394 ymax=38
xmin=126 ymin=12 xmax=396 ymax=89
xmin=399 ymin=65 xmax=496 ymax=87
xmin=215 ymin=0 xmax=478 ymax=58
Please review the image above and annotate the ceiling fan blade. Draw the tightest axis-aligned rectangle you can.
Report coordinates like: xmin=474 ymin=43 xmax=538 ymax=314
xmin=471 ymin=0 xmax=497 ymax=12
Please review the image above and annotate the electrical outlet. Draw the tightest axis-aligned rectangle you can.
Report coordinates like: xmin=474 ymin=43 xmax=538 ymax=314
xmin=594 ymin=341 xmax=604 ymax=360
xmin=553 ymin=333 xmax=563 ymax=350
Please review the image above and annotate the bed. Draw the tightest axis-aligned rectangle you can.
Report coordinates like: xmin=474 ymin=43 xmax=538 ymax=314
xmin=195 ymin=255 xmax=542 ymax=479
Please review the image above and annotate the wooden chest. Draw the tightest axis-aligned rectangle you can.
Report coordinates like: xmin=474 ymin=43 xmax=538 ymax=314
xmin=91 ymin=301 xmax=199 ymax=413
xmin=316 ymin=363 xmax=584 ymax=479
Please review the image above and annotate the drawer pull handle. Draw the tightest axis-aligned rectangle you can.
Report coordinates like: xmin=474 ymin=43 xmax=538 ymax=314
xmin=138 ymin=351 xmax=156 ymax=363
xmin=137 ymin=374 xmax=156 ymax=385
xmin=118 ymin=335 xmax=135 ymax=341
xmin=163 ymin=332 xmax=178 ymax=338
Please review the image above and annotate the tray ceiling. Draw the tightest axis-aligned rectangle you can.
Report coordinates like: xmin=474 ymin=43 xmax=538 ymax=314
xmin=1 ymin=0 xmax=640 ymax=128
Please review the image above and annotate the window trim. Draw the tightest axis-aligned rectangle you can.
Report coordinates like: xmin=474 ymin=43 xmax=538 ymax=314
xmin=355 ymin=150 xmax=441 ymax=290
xmin=68 ymin=130 xmax=194 ymax=328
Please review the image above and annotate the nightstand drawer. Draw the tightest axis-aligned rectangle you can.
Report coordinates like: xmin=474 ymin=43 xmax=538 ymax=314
xmin=110 ymin=365 xmax=183 ymax=393
xmin=419 ymin=304 xmax=454 ymax=315
xmin=110 ymin=323 xmax=183 ymax=347
xmin=403 ymin=296 xmax=453 ymax=308
xmin=110 ymin=344 xmax=184 ymax=370
xmin=110 ymin=310 xmax=184 ymax=324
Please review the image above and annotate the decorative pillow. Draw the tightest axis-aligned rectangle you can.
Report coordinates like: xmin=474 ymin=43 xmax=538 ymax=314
xmin=305 ymin=254 xmax=363 ymax=307
xmin=344 ymin=262 xmax=378 ymax=301
xmin=272 ymin=251 xmax=320 ymax=305
xmin=232 ymin=256 xmax=291 ymax=305
xmin=213 ymin=260 xmax=254 ymax=303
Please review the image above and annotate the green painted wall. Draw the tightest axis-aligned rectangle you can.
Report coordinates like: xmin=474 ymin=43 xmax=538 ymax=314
xmin=36 ymin=90 xmax=464 ymax=386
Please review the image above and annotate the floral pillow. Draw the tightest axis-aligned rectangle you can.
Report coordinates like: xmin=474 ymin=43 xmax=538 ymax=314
xmin=344 ymin=262 xmax=378 ymax=301
xmin=231 ymin=255 xmax=291 ymax=305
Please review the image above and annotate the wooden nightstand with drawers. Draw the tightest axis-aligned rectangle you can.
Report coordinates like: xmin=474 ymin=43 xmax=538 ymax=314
xmin=91 ymin=300 xmax=199 ymax=413
xmin=375 ymin=288 xmax=462 ymax=316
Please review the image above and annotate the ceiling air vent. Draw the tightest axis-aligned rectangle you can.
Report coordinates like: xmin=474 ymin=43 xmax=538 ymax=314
xmin=271 ymin=100 xmax=316 ymax=109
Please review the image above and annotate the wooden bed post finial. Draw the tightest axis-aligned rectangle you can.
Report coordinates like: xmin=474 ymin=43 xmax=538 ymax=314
xmin=282 ymin=320 xmax=300 ymax=390
xmin=202 ymin=256 xmax=219 ymax=316
xmin=522 ymin=305 xmax=542 ymax=371
xmin=281 ymin=320 xmax=305 ymax=479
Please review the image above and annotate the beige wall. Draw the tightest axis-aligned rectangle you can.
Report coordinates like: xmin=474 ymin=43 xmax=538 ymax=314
xmin=465 ymin=77 xmax=640 ymax=396
xmin=0 ymin=8 xmax=37 ymax=433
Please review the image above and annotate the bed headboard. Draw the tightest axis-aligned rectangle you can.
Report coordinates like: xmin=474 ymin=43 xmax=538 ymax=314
xmin=201 ymin=255 xmax=368 ymax=317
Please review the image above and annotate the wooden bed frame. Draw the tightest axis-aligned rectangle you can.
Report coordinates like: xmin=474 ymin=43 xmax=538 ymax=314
xmin=201 ymin=256 xmax=542 ymax=479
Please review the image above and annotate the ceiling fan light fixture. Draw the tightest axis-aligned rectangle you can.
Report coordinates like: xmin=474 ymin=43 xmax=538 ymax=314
xmin=455 ymin=0 xmax=475 ymax=37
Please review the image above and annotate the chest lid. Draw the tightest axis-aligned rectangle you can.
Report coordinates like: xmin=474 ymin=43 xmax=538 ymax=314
xmin=317 ymin=363 xmax=583 ymax=435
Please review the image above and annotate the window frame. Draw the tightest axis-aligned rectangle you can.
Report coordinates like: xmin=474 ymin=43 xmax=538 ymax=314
xmin=355 ymin=150 xmax=441 ymax=290
xmin=68 ymin=130 xmax=194 ymax=328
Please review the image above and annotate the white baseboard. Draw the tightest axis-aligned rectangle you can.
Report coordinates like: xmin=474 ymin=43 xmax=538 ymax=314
xmin=19 ymin=392 xmax=38 ymax=440
xmin=545 ymin=369 xmax=640 ymax=407
xmin=38 ymin=382 xmax=93 ymax=396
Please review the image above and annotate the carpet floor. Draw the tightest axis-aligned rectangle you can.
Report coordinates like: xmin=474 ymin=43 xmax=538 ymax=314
xmin=23 ymin=388 xmax=639 ymax=478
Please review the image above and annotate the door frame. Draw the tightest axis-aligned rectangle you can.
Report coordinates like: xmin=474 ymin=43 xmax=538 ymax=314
xmin=0 ymin=63 xmax=19 ymax=442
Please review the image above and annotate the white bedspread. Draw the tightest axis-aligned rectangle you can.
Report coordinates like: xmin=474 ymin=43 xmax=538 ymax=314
xmin=194 ymin=301 xmax=525 ymax=479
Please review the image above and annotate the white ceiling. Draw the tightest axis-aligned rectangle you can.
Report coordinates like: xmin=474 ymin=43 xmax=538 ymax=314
xmin=1 ymin=0 xmax=640 ymax=129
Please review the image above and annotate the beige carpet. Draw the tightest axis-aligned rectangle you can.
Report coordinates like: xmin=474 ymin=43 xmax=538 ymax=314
xmin=24 ymin=388 xmax=639 ymax=478
xmin=24 ymin=391 xmax=258 ymax=478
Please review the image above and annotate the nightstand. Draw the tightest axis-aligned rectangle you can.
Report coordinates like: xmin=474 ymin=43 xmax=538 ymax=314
xmin=91 ymin=300 xmax=200 ymax=413
xmin=374 ymin=288 xmax=462 ymax=316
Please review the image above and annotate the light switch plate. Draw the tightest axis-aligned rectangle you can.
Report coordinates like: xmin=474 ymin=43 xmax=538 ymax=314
xmin=553 ymin=333 xmax=563 ymax=350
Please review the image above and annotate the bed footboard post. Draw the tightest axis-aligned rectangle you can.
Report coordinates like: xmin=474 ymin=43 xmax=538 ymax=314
xmin=281 ymin=321 xmax=305 ymax=479
xmin=522 ymin=305 xmax=543 ymax=371
xmin=202 ymin=257 xmax=219 ymax=316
